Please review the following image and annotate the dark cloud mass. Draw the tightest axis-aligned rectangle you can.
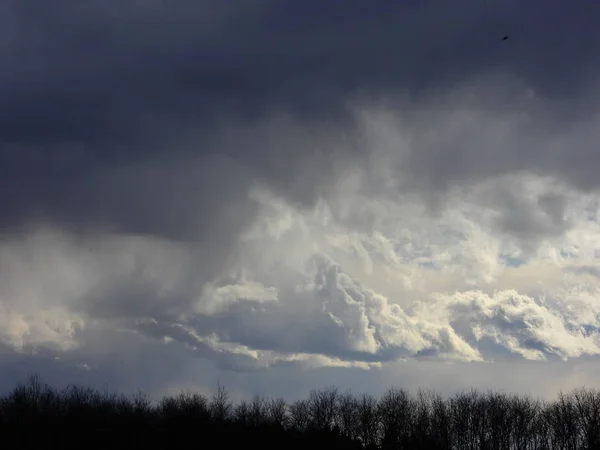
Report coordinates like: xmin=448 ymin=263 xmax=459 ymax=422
xmin=1 ymin=0 xmax=600 ymax=236
xmin=2 ymin=0 xmax=600 ymax=399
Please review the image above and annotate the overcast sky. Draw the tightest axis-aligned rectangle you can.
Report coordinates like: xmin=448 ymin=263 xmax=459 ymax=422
xmin=2 ymin=0 xmax=600 ymax=401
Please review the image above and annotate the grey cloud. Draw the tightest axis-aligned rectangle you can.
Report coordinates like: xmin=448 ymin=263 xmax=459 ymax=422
xmin=2 ymin=0 xmax=600 ymax=238
xmin=0 ymin=151 xmax=259 ymax=239
xmin=468 ymin=175 xmax=574 ymax=249
xmin=562 ymin=265 xmax=600 ymax=280
xmin=3 ymin=0 xmax=600 ymax=400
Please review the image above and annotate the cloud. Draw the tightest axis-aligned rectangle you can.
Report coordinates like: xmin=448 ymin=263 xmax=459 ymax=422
xmin=4 ymin=177 xmax=600 ymax=369
xmin=2 ymin=2 xmax=600 ymax=233
xmin=2 ymin=0 xmax=600 ymax=400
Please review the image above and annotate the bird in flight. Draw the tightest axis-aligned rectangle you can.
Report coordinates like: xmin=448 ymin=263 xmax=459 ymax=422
xmin=502 ymin=36 xmax=509 ymax=40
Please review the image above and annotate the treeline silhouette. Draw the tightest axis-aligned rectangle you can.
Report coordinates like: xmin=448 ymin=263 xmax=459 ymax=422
xmin=1 ymin=374 xmax=600 ymax=449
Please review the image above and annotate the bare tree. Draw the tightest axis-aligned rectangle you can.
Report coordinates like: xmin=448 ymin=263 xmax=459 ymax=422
xmin=544 ymin=392 xmax=580 ymax=450
xmin=266 ymin=397 xmax=288 ymax=428
xmin=378 ymin=387 xmax=413 ymax=449
xmin=289 ymin=399 xmax=310 ymax=432
xmin=131 ymin=390 xmax=152 ymax=416
xmin=174 ymin=391 xmax=209 ymax=418
xmin=248 ymin=395 xmax=267 ymax=427
xmin=337 ymin=391 xmax=360 ymax=441
xmin=430 ymin=390 xmax=451 ymax=450
xmin=410 ymin=389 xmax=433 ymax=449
xmin=306 ymin=386 xmax=338 ymax=431
xmin=510 ymin=394 xmax=540 ymax=450
xmin=572 ymin=387 xmax=600 ymax=450
xmin=482 ymin=391 xmax=512 ymax=450
xmin=357 ymin=393 xmax=379 ymax=448
xmin=234 ymin=399 xmax=250 ymax=425
xmin=534 ymin=401 xmax=554 ymax=450
xmin=450 ymin=389 xmax=483 ymax=450
xmin=209 ymin=382 xmax=232 ymax=422
xmin=6 ymin=371 xmax=600 ymax=449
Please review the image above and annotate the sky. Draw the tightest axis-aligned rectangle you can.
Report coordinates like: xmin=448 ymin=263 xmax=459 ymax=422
xmin=2 ymin=0 xmax=600 ymax=402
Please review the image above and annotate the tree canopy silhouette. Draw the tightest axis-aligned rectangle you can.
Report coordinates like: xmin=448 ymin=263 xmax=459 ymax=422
xmin=1 ymin=373 xmax=600 ymax=449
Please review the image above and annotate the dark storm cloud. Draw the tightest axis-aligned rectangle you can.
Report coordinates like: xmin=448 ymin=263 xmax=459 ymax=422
xmin=3 ymin=0 xmax=598 ymax=142
xmin=1 ymin=0 xmax=600 ymax=237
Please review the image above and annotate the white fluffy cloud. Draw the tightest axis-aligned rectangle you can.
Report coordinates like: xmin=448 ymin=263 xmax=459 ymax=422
xmin=3 ymin=81 xmax=600 ymax=398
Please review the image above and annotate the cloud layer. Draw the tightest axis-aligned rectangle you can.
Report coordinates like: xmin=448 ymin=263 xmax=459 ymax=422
xmin=2 ymin=0 xmax=600 ymax=399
